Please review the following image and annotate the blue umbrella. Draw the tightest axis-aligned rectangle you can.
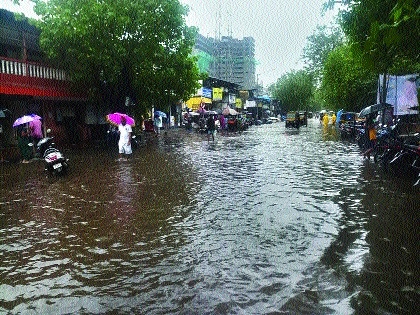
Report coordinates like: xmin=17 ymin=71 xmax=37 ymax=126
xmin=154 ymin=111 xmax=167 ymax=118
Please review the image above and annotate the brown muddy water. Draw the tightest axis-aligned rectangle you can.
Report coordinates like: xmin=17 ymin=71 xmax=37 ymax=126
xmin=1 ymin=120 xmax=419 ymax=314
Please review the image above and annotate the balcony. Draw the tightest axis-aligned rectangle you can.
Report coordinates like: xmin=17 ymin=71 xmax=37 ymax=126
xmin=0 ymin=57 xmax=86 ymax=100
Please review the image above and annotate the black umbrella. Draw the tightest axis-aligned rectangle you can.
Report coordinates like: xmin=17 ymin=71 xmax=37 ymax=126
xmin=358 ymin=103 xmax=393 ymax=118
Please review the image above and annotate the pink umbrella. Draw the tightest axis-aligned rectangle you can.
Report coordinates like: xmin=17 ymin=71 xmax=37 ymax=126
xmin=13 ymin=114 xmax=42 ymax=127
xmin=106 ymin=112 xmax=135 ymax=126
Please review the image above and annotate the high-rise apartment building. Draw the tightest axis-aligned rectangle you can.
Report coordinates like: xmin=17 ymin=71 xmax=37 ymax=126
xmin=193 ymin=34 xmax=256 ymax=90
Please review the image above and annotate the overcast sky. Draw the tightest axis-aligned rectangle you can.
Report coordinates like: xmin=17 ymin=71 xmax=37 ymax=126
xmin=1 ymin=0 xmax=338 ymax=87
xmin=180 ymin=0 xmax=338 ymax=87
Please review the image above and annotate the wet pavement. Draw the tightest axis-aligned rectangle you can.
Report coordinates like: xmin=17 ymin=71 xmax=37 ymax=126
xmin=1 ymin=119 xmax=419 ymax=314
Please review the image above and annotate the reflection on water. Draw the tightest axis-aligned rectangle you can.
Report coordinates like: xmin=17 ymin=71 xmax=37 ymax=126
xmin=347 ymin=166 xmax=419 ymax=314
xmin=1 ymin=120 xmax=419 ymax=314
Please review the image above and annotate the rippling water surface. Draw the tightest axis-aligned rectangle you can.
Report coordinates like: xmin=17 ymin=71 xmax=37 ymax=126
xmin=1 ymin=120 xmax=419 ymax=314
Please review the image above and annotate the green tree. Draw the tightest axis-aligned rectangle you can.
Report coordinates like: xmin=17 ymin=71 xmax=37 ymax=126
xmin=320 ymin=44 xmax=377 ymax=112
xmin=270 ymin=70 xmax=314 ymax=113
xmin=302 ymin=25 xmax=344 ymax=84
xmin=326 ymin=0 xmax=420 ymax=100
xmin=325 ymin=0 xmax=419 ymax=62
xmin=26 ymin=0 xmax=200 ymax=115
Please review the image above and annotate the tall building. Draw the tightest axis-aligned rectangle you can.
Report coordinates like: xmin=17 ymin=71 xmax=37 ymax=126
xmin=193 ymin=34 xmax=256 ymax=90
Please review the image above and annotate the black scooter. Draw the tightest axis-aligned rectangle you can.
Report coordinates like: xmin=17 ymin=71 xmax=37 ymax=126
xmin=37 ymin=136 xmax=69 ymax=175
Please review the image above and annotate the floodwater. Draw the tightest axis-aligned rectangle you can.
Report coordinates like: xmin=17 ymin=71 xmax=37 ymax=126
xmin=1 ymin=120 xmax=419 ymax=315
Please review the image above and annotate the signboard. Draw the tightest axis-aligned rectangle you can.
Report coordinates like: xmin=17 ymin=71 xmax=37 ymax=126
xmin=213 ymin=87 xmax=223 ymax=101
xmin=245 ymin=100 xmax=256 ymax=109
xmin=378 ymin=74 xmax=419 ymax=115
xmin=202 ymin=87 xmax=212 ymax=99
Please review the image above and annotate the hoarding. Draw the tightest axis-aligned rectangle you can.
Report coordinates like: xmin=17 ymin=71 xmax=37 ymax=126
xmin=378 ymin=74 xmax=419 ymax=115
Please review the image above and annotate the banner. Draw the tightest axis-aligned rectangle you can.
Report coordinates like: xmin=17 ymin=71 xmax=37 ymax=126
xmin=378 ymin=74 xmax=419 ymax=115
xmin=213 ymin=87 xmax=223 ymax=101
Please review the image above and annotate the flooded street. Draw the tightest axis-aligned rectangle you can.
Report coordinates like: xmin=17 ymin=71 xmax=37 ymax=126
xmin=1 ymin=119 xmax=419 ymax=314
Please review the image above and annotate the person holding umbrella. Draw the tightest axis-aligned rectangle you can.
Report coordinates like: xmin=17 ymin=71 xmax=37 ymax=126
xmin=13 ymin=114 xmax=42 ymax=163
xmin=29 ymin=118 xmax=43 ymax=157
xmin=118 ymin=116 xmax=132 ymax=160
xmin=106 ymin=113 xmax=135 ymax=160
xmin=154 ymin=114 xmax=162 ymax=135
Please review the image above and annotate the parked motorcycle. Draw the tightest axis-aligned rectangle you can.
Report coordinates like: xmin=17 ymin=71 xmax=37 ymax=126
xmin=389 ymin=141 xmax=420 ymax=185
xmin=373 ymin=125 xmax=402 ymax=169
xmin=339 ymin=122 xmax=356 ymax=139
xmin=37 ymin=136 xmax=69 ymax=175
xmin=131 ymin=133 xmax=140 ymax=150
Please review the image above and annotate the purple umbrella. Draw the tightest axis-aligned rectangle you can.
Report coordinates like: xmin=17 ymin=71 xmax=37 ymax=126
xmin=13 ymin=114 xmax=42 ymax=127
xmin=106 ymin=112 xmax=135 ymax=126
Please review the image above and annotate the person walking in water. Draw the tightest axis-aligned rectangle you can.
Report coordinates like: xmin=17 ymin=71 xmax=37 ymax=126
xmin=363 ymin=116 xmax=377 ymax=159
xmin=206 ymin=114 xmax=216 ymax=142
xmin=118 ymin=116 xmax=132 ymax=160
xmin=323 ymin=112 xmax=330 ymax=127
xmin=154 ymin=114 xmax=162 ymax=135
xmin=331 ymin=112 xmax=337 ymax=125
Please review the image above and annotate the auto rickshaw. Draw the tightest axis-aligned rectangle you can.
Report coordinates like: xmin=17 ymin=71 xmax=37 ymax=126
xmin=285 ymin=111 xmax=306 ymax=128
xmin=285 ymin=111 xmax=299 ymax=128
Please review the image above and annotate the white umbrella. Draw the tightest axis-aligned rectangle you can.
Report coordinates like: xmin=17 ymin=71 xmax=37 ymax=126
xmin=222 ymin=107 xmax=238 ymax=115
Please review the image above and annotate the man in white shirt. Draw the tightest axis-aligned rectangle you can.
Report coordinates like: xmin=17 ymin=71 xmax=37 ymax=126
xmin=118 ymin=117 xmax=132 ymax=160
xmin=154 ymin=115 xmax=162 ymax=135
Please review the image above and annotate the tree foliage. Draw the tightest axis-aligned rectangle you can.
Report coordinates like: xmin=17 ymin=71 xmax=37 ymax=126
xmin=329 ymin=0 xmax=420 ymax=73
xmin=320 ymin=44 xmax=377 ymax=112
xmin=302 ymin=25 xmax=344 ymax=84
xmin=28 ymin=0 xmax=200 ymax=114
xmin=270 ymin=70 xmax=314 ymax=113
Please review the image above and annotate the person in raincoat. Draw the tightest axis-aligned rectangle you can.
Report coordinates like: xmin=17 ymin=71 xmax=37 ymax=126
xmin=18 ymin=128 xmax=33 ymax=163
xmin=323 ymin=113 xmax=330 ymax=127
xmin=331 ymin=112 xmax=337 ymax=125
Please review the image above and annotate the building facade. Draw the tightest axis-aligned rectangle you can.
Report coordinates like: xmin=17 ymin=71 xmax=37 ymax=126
xmin=193 ymin=34 xmax=256 ymax=91
xmin=0 ymin=9 xmax=90 ymax=160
